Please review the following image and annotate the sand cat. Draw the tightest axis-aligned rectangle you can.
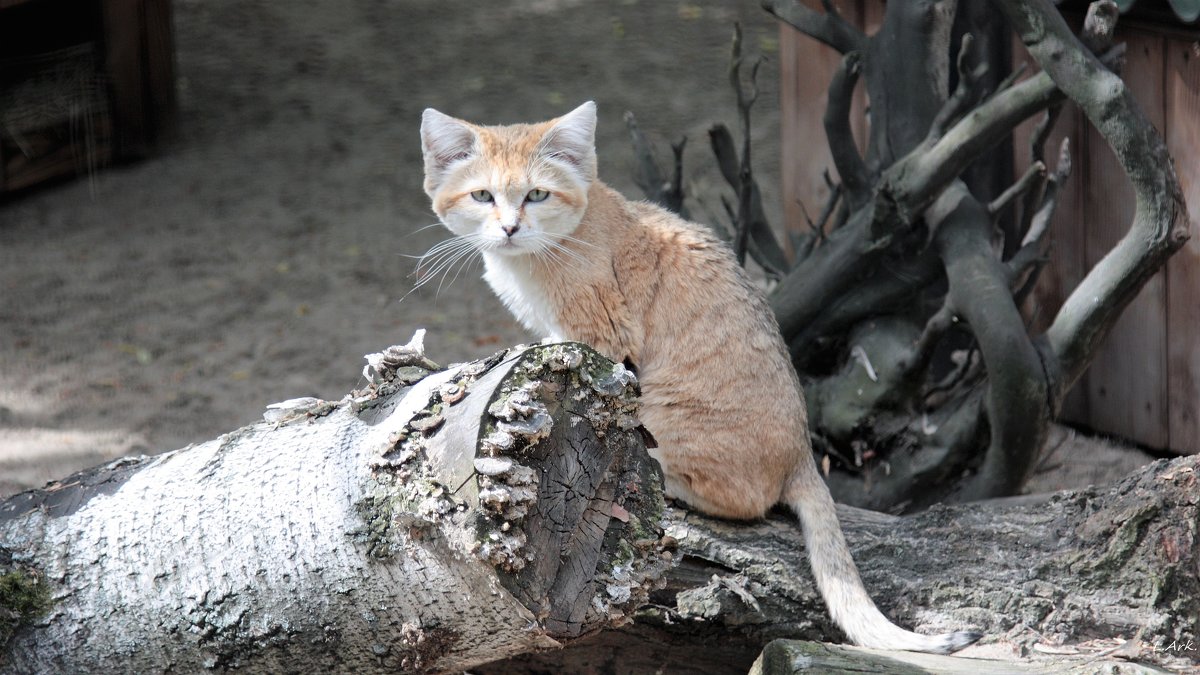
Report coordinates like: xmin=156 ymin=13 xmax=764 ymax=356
xmin=419 ymin=101 xmax=980 ymax=653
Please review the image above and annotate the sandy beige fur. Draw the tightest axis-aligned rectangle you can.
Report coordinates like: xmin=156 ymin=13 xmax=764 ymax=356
xmin=419 ymin=102 xmax=980 ymax=654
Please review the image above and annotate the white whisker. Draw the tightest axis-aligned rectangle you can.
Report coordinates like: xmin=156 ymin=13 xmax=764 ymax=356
xmin=415 ymin=235 xmax=478 ymax=261
xmin=443 ymin=249 xmax=483 ymax=295
xmin=415 ymin=245 xmax=478 ymax=287
xmin=413 ymin=247 xmax=470 ymax=282
xmin=541 ymin=237 xmax=590 ymax=267
xmin=532 ymin=245 xmax=561 ymax=276
xmin=408 ymin=234 xmax=487 ymax=295
xmin=552 ymin=232 xmax=598 ymax=250
xmin=413 ymin=245 xmax=479 ymax=300
xmin=528 ymin=235 xmax=584 ymax=279
xmin=405 ymin=221 xmax=450 ymax=237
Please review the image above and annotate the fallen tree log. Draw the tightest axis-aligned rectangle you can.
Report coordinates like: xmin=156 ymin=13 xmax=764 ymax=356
xmin=0 ymin=339 xmax=668 ymax=673
xmin=748 ymin=639 xmax=1177 ymax=674
xmin=480 ymin=455 xmax=1199 ymax=673
xmin=2 ymin=339 xmax=1196 ymax=674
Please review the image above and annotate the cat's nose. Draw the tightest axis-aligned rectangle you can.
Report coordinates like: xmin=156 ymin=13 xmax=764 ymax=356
xmin=501 ymin=223 xmax=520 ymax=237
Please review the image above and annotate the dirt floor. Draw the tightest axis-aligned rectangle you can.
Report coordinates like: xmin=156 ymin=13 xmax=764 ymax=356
xmin=0 ymin=0 xmax=1154 ymax=498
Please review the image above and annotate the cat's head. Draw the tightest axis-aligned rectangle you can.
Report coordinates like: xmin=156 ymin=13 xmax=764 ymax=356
xmin=419 ymin=102 xmax=597 ymax=257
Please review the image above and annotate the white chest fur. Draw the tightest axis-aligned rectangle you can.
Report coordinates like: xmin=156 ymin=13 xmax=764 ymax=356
xmin=482 ymin=253 xmax=567 ymax=340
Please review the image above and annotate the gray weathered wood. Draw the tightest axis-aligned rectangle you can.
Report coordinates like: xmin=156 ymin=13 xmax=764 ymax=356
xmin=480 ymin=453 xmax=1200 ymax=673
xmin=749 ymin=639 xmax=1173 ymax=674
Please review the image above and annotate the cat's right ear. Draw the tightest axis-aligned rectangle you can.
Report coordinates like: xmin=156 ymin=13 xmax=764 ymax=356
xmin=540 ymin=101 xmax=598 ymax=183
xmin=420 ymin=109 xmax=477 ymax=194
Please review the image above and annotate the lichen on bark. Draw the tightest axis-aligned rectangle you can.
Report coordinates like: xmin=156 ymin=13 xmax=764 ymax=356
xmin=0 ymin=549 xmax=51 ymax=651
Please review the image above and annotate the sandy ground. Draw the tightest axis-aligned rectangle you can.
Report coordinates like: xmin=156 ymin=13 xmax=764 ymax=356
xmin=0 ymin=0 xmax=787 ymax=495
xmin=0 ymin=0 xmax=1153 ymax=498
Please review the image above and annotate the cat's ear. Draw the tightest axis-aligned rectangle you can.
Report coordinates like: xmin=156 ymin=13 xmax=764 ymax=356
xmin=421 ymin=108 xmax=477 ymax=193
xmin=540 ymin=101 xmax=598 ymax=182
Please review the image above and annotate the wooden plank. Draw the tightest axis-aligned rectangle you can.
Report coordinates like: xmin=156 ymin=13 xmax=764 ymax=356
xmin=1010 ymin=37 xmax=1090 ymax=422
xmin=2 ymin=119 xmax=113 ymax=193
xmin=778 ymin=20 xmax=804 ymax=237
xmin=1081 ymin=30 xmax=1169 ymax=449
xmin=101 ymin=0 xmax=149 ymax=158
xmin=1165 ymin=38 xmax=1200 ymax=455
xmin=778 ymin=0 xmax=863 ymax=236
xmin=142 ymin=0 xmax=177 ymax=144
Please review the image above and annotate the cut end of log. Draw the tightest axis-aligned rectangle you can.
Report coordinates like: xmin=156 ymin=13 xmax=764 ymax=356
xmin=484 ymin=345 xmax=669 ymax=639
xmin=358 ymin=342 xmax=669 ymax=648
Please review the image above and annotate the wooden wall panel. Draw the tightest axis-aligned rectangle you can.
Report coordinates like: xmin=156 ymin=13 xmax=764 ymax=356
xmin=1165 ymin=40 xmax=1200 ymax=455
xmin=778 ymin=0 xmax=864 ymax=237
xmin=1081 ymin=31 xmax=1170 ymax=449
xmin=779 ymin=1 xmax=885 ymax=237
xmin=101 ymin=0 xmax=149 ymax=158
xmin=143 ymin=0 xmax=178 ymax=144
xmin=100 ymin=0 xmax=177 ymax=158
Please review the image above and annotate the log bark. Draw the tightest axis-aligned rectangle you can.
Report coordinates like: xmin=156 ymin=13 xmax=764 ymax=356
xmin=749 ymin=639 xmax=1177 ymax=674
xmin=481 ymin=454 xmax=1200 ymax=674
xmin=0 ymin=340 xmax=668 ymax=674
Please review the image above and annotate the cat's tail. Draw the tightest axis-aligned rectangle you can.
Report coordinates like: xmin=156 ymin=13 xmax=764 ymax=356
xmin=783 ymin=464 xmax=982 ymax=655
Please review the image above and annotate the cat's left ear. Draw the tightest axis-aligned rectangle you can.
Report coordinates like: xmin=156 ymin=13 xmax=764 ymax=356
xmin=421 ymin=108 xmax=477 ymax=195
xmin=541 ymin=101 xmax=598 ymax=182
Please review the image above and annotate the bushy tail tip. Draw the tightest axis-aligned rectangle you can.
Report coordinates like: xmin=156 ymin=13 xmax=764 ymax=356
xmin=926 ymin=630 xmax=984 ymax=655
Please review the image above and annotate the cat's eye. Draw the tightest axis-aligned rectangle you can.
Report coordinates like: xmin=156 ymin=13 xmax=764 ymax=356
xmin=525 ymin=189 xmax=550 ymax=203
xmin=470 ymin=189 xmax=493 ymax=203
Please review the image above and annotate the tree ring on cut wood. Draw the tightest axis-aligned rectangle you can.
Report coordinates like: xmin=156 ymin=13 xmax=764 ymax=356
xmin=475 ymin=344 xmax=667 ymax=639
xmin=366 ymin=342 xmax=668 ymax=641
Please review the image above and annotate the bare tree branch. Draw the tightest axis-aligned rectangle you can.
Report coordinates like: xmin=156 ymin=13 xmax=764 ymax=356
xmin=762 ymin=0 xmax=1190 ymax=510
xmin=761 ymin=0 xmax=866 ymax=55
xmin=703 ymin=26 xmax=791 ymax=277
xmin=624 ymin=111 xmax=688 ymax=217
xmin=882 ymin=35 xmax=1121 ymax=230
xmin=863 ymin=1 xmax=959 ymax=168
xmin=881 ymin=70 xmax=1063 ymax=226
xmin=1081 ymin=0 xmax=1119 ymax=55
xmin=992 ymin=0 xmax=1191 ymax=399
xmin=730 ymin=23 xmax=760 ymax=268
xmin=775 ymin=29 xmax=1064 ymax=344
xmin=787 ymin=252 xmax=943 ymax=366
xmin=823 ymin=51 xmax=870 ymax=209
xmin=990 ymin=61 xmax=1027 ymax=98
xmin=897 ymin=298 xmax=958 ymax=385
xmin=928 ymin=33 xmax=989 ymax=141
xmin=1013 ymin=138 xmax=1071 ymax=267
xmin=989 ymin=160 xmax=1045 ymax=217
xmin=927 ymin=182 xmax=1049 ymax=499
xmin=772 ymin=206 xmax=879 ymax=346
